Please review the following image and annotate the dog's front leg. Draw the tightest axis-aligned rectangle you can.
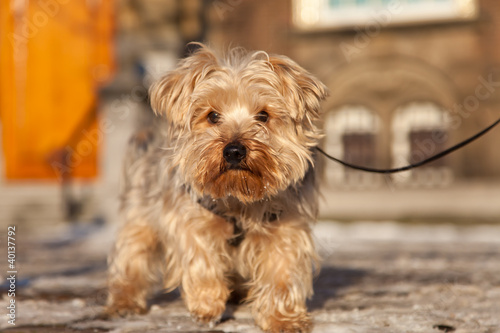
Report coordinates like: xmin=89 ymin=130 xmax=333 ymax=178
xmin=178 ymin=214 xmax=234 ymax=326
xmin=239 ymin=220 xmax=318 ymax=333
xmin=107 ymin=220 xmax=163 ymax=316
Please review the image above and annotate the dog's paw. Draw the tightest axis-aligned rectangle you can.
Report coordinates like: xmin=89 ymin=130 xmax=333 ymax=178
xmin=260 ymin=312 xmax=313 ymax=333
xmin=189 ymin=302 xmax=226 ymax=327
xmin=185 ymin=282 xmax=229 ymax=327
xmin=190 ymin=311 xmax=222 ymax=328
xmin=187 ymin=297 xmax=226 ymax=328
xmin=106 ymin=298 xmax=148 ymax=318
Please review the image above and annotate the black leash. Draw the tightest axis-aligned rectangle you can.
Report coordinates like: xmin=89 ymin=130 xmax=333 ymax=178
xmin=316 ymin=117 xmax=500 ymax=174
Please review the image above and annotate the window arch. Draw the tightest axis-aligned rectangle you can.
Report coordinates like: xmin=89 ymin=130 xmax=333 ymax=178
xmin=324 ymin=105 xmax=382 ymax=188
xmin=391 ymin=102 xmax=453 ymax=187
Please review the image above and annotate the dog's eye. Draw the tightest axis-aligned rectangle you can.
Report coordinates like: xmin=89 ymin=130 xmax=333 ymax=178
xmin=256 ymin=111 xmax=269 ymax=123
xmin=207 ymin=111 xmax=220 ymax=124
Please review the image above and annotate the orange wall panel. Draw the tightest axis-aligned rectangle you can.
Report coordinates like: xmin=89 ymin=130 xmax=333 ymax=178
xmin=0 ymin=0 xmax=114 ymax=180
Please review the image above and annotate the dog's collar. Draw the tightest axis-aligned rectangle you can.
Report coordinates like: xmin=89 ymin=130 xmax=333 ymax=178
xmin=196 ymin=197 xmax=280 ymax=247
xmin=196 ymin=198 xmax=245 ymax=247
xmin=196 ymin=198 xmax=281 ymax=223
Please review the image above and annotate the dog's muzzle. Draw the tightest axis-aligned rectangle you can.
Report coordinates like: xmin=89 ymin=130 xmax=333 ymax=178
xmin=223 ymin=142 xmax=246 ymax=166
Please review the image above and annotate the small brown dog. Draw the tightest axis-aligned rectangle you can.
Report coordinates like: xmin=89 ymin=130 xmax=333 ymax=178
xmin=107 ymin=43 xmax=328 ymax=332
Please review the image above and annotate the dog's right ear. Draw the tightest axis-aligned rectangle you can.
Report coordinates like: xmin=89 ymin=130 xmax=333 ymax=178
xmin=149 ymin=44 xmax=219 ymax=126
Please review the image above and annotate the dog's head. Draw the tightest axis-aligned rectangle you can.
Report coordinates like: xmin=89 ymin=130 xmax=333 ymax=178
xmin=150 ymin=44 xmax=328 ymax=203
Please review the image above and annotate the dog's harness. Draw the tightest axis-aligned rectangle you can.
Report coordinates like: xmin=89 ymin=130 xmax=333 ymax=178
xmin=197 ymin=198 xmax=280 ymax=247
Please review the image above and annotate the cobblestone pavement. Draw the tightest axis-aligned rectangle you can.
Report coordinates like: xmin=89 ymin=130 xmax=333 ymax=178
xmin=1 ymin=221 xmax=499 ymax=333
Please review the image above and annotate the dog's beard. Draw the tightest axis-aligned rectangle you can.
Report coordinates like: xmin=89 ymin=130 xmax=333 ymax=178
xmin=193 ymin=140 xmax=281 ymax=203
xmin=207 ymin=169 xmax=268 ymax=203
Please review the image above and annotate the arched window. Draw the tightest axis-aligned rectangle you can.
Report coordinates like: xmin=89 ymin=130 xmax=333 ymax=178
xmin=392 ymin=102 xmax=453 ymax=187
xmin=324 ymin=106 xmax=382 ymax=189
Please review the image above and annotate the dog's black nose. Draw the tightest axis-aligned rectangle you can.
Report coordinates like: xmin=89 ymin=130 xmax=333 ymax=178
xmin=223 ymin=142 xmax=246 ymax=165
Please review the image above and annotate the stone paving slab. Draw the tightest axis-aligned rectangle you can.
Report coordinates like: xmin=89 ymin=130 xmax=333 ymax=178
xmin=1 ymin=221 xmax=499 ymax=333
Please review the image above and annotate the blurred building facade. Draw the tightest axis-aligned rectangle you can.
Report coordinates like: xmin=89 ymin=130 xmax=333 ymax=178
xmin=206 ymin=0 xmax=500 ymax=189
xmin=2 ymin=0 xmax=500 ymax=228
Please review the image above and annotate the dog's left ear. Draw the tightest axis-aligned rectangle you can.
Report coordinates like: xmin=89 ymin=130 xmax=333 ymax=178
xmin=268 ymin=55 xmax=329 ymax=123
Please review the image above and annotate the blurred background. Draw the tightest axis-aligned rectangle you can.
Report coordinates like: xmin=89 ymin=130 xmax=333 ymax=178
xmin=1 ymin=0 xmax=499 ymax=235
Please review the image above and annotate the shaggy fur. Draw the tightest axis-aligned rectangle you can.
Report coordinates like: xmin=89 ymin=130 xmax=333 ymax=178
xmin=107 ymin=44 xmax=328 ymax=333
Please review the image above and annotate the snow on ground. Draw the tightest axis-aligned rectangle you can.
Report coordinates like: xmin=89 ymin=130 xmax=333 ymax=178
xmin=1 ymin=220 xmax=499 ymax=332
